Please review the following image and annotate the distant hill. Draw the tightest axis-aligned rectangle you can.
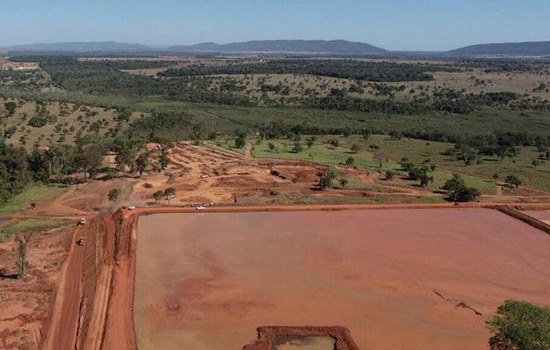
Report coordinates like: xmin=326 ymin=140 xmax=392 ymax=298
xmin=5 ymin=39 xmax=549 ymax=57
xmin=447 ymin=41 xmax=550 ymax=57
xmin=168 ymin=40 xmax=388 ymax=55
xmin=6 ymin=41 xmax=152 ymax=53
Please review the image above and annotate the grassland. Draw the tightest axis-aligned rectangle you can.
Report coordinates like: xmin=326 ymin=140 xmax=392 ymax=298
xmin=292 ymin=194 xmax=445 ymax=205
xmin=246 ymin=134 xmax=550 ymax=193
xmin=249 ymin=137 xmax=500 ymax=194
xmin=200 ymin=69 xmax=550 ymax=103
xmin=0 ymin=184 xmax=68 ymax=215
xmin=333 ymin=135 xmax=550 ymax=193
xmin=0 ymin=218 xmax=73 ymax=242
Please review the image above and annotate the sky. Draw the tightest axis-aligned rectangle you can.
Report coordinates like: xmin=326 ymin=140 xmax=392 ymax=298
xmin=1 ymin=0 xmax=549 ymax=51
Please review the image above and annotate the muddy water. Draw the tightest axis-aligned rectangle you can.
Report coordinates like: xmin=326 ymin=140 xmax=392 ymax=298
xmin=135 ymin=209 xmax=550 ymax=350
xmin=273 ymin=336 xmax=335 ymax=350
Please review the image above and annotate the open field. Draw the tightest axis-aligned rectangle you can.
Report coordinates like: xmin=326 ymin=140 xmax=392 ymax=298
xmin=247 ymin=135 xmax=550 ymax=193
xmin=0 ymin=184 xmax=69 ymax=215
xmin=0 ymin=218 xmax=73 ymax=242
xmin=249 ymin=138 xmax=498 ymax=194
xmin=135 ymin=209 xmax=550 ymax=350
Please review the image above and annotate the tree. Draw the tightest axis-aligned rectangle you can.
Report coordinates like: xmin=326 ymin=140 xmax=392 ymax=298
xmin=385 ymin=170 xmax=396 ymax=180
xmin=114 ymin=135 xmax=146 ymax=174
xmin=291 ymin=141 xmax=303 ymax=153
xmin=191 ymin=124 xmax=205 ymax=145
xmin=345 ymin=157 xmax=355 ymax=166
xmin=487 ymin=300 xmax=550 ymax=350
xmin=15 ymin=236 xmax=28 ymax=280
xmin=408 ymin=165 xmax=434 ymax=187
xmin=532 ymin=159 xmax=540 ymax=168
xmin=152 ymin=190 xmax=164 ymax=202
xmin=419 ymin=173 xmax=434 ymax=187
xmin=318 ymin=175 xmax=332 ymax=190
xmin=135 ymin=151 xmax=150 ymax=177
xmin=306 ymin=138 xmax=314 ymax=149
xmin=350 ymin=144 xmax=360 ymax=153
xmin=164 ymin=187 xmax=176 ymax=197
xmin=156 ymin=139 xmax=172 ymax=170
xmin=442 ymin=174 xmax=465 ymax=192
xmin=326 ymin=168 xmax=338 ymax=181
xmin=116 ymin=109 xmax=132 ymax=123
xmin=268 ymin=142 xmax=275 ymax=151
xmin=456 ymin=144 xmax=477 ymax=165
xmin=329 ymin=139 xmax=340 ymax=148
xmin=235 ymin=134 xmax=246 ymax=148
xmin=505 ymin=175 xmax=522 ymax=188
xmin=339 ymin=178 xmax=349 ymax=188
xmin=389 ymin=130 xmax=402 ymax=140
xmin=77 ymin=144 xmax=103 ymax=181
xmin=4 ymin=102 xmax=17 ymax=117
xmin=443 ymin=175 xmax=481 ymax=202
xmin=108 ymin=188 xmax=120 ymax=201
xmin=44 ymin=146 xmax=64 ymax=180
xmin=361 ymin=130 xmax=371 ymax=140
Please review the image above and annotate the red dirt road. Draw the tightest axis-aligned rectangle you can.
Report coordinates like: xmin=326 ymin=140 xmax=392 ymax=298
xmin=134 ymin=209 xmax=550 ymax=350
xmin=43 ymin=225 xmax=86 ymax=350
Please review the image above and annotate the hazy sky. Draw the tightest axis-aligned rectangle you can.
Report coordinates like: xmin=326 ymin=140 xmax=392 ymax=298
xmin=2 ymin=0 xmax=549 ymax=51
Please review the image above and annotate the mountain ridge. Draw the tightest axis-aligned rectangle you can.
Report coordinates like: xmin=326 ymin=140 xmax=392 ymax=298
xmin=447 ymin=41 xmax=550 ymax=57
xmin=167 ymin=39 xmax=388 ymax=54
xmin=6 ymin=41 xmax=151 ymax=52
xmin=3 ymin=39 xmax=550 ymax=56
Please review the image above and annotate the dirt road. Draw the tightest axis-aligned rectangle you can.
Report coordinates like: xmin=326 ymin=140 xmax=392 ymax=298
xmin=43 ymin=225 xmax=85 ymax=350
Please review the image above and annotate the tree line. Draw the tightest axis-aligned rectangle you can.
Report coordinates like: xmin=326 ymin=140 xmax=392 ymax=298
xmin=159 ymin=59 xmax=457 ymax=82
xmin=0 ymin=131 xmax=173 ymax=205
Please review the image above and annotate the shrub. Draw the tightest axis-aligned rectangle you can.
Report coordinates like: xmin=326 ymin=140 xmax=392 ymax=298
xmin=108 ymin=188 xmax=120 ymax=202
xmin=385 ymin=170 xmax=396 ymax=180
xmin=291 ymin=141 xmax=303 ymax=153
xmin=329 ymin=138 xmax=340 ymax=148
xmin=505 ymin=175 xmax=522 ymax=188
xmin=235 ymin=135 xmax=246 ymax=148
xmin=339 ymin=178 xmax=349 ymax=188
xmin=152 ymin=190 xmax=164 ymax=201
xmin=487 ymin=300 xmax=550 ymax=350
xmin=27 ymin=116 xmax=48 ymax=128
xmin=317 ymin=175 xmax=332 ymax=190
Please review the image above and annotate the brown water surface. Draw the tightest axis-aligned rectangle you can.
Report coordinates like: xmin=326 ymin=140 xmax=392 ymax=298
xmin=135 ymin=209 xmax=550 ymax=350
